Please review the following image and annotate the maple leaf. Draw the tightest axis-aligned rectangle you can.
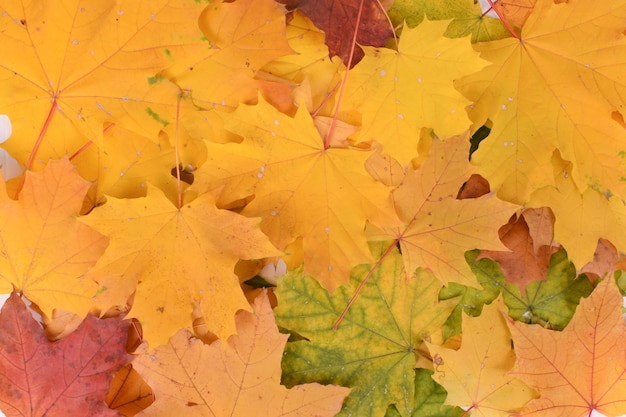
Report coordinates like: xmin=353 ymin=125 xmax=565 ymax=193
xmin=501 ymin=249 xmax=593 ymax=330
xmin=528 ymin=151 xmax=626 ymax=270
xmin=0 ymin=0 xmax=207 ymax=170
xmin=509 ymin=277 xmax=626 ymax=416
xmin=0 ymin=292 xmax=132 ymax=417
xmin=385 ymin=369 xmax=465 ymax=417
xmin=427 ymin=298 xmax=537 ymax=417
xmin=210 ymin=96 xmax=399 ymax=290
xmin=478 ymin=212 xmax=559 ymax=295
xmin=275 ymin=242 xmax=458 ymax=417
xmin=0 ymin=157 xmax=108 ymax=318
xmin=369 ymin=132 xmax=519 ymax=287
xmin=106 ymin=364 xmax=154 ymax=416
xmin=388 ymin=0 xmax=511 ymax=42
xmin=343 ymin=20 xmax=485 ymax=166
xmin=286 ymin=0 xmax=393 ymax=67
xmin=161 ymin=0 xmax=293 ymax=109
xmin=80 ymin=184 xmax=280 ymax=348
xmin=132 ymin=290 xmax=349 ymax=417
xmin=456 ymin=0 xmax=626 ymax=203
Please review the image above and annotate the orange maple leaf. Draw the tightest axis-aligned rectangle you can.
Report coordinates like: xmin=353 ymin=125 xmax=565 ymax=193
xmin=0 ymin=0 xmax=207 ymax=170
xmin=133 ymin=290 xmax=350 ymax=417
xmin=80 ymin=184 xmax=280 ymax=347
xmin=508 ymin=277 xmax=626 ymax=416
xmin=370 ymin=132 xmax=519 ymax=287
xmin=0 ymin=157 xmax=108 ymax=318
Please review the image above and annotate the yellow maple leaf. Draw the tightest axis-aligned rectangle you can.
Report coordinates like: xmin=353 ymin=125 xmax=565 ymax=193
xmin=0 ymin=157 xmax=108 ymax=317
xmin=427 ymin=298 xmax=537 ymax=417
xmin=0 ymin=0 xmax=207 ymax=170
xmin=161 ymin=0 xmax=293 ymax=109
xmin=343 ymin=19 xmax=486 ymax=166
xmin=528 ymin=151 xmax=626 ymax=280
xmin=509 ymin=277 xmax=626 ymax=417
xmin=80 ymin=184 xmax=280 ymax=347
xmin=457 ymin=0 xmax=626 ymax=203
xmin=370 ymin=132 xmax=519 ymax=287
xmin=133 ymin=290 xmax=350 ymax=417
xmin=214 ymin=96 xmax=400 ymax=291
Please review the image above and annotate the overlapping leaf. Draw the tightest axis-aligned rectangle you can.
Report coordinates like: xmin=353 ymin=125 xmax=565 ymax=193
xmin=344 ymin=21 xmax=485 ymax=165
xmin=0 ymin=0 xmax=207 ymax=170
xmin=457 ymin=0 xmax=626 ymax=203
xmin=275 ymin=242 xmax=458 ymax=417
xmin=0 ymin=157 xmax=108 ymax=317
xmin=509 ymin=277 xmax=626 ymax=416
xmin=213 ymin=97 xmax=399 ymax=290
xmin=427 ymin=298 xmax=537 ymax=416
xmin=133 ymin=290 xmax=349 ymax=417
xmin=370 ymin=132 xmax=519 ymax=287
xmin=80 ymin=184 xmax=280 ymax=347
xmin=0 ymin=292 xmax=131 ymax=417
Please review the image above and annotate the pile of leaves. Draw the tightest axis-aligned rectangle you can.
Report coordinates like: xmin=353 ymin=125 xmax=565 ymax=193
xmin=0 ymin=0 xmax=625 ymax=416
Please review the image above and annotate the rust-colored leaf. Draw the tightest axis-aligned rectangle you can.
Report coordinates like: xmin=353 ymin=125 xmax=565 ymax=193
xmin=0 ymin=293 xmax=132 ymax=417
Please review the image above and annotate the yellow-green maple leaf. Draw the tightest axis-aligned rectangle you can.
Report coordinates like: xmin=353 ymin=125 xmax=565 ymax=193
xmin=388 ymin=0 xmax=511 ymax=42
xmin=456 ymin=0 xmax=626 ymax=203
xmin=80 ymin=184 xmax=279 ymax=347
xmin=214 ymin=96 xmax=400 ymax=291
xmin=370 ymin=132 xmax=519 ymax=287
xmin=275 ymin=242 xmax=458 ymax=417
xmin=344 ymin=20 xmax=486 ymax=166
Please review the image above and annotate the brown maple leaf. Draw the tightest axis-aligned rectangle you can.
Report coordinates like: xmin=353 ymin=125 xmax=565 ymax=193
xmin=284 ymin=0 xmax=393 ymax=67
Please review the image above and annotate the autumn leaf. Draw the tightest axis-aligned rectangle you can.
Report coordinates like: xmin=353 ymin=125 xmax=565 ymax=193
xmin=369 ymin=132 xmax=519 ymax=287
xmin=287 ymin=0 xmax=393 ymax=67
xmin=275 ymin=242 xmax=458 ymax=417
xmin=132 ymin=290 xmax=349 ymax=417
xmin=212 ymin=96 xmax=400 ymax=290
xmin=509 ymin=277 xmax=626 ymax=416
xmin=343 ymin=20 xmax=485 ymax=166
xmin=0 ymin=292 xmax=132 ymax=417
xmin=427 ymin=298 xmax=537 ymax=417
xmin=161 ymin=0 xmax=293 ymax=109
xmin=388 ymin=0 xmax=511 ymax=42
xmin=501 ymin=249 xmax=593 ymax=329
xmin=478 ymin=212 xmax=559 ymax=295
xmin=0 ymin=157 xmax=108 ymax=318
xmin=384 ymin=369 xmax=465 ymax=417
xmin=106 ymin=365 xmax=154 ymax=416
xmin=457 ymin=0 xmax=626 ymax=203
xmin=0 ymin=0 xmax=207 ymax=170
xmin=529 ymin=151 xmax=626 ymax=269
xmin=80 ymin=184 xmax=280 ymax=348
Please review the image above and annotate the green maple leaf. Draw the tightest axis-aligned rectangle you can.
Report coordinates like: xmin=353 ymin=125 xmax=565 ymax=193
xmin=274 ymin=242 xmax=458 ymax=417
xmin=501 ymin=249 xmax=594 ymax=329
xmin=385 ymin=369 xmax=464 ymax=417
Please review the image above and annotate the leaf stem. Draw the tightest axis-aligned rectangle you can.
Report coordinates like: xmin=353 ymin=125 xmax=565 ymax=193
xmin=175 ymin=93 xmax=183 ymax=209
xmin=486 ymin=0 xmax=520 ymax=40
xmin=324 ymin=0 xmax=366 ymax=150
xmin=334 ymin=239 xmax=399 ymax=330
xmin=16 ymin=98 xmax=58 ymax=197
